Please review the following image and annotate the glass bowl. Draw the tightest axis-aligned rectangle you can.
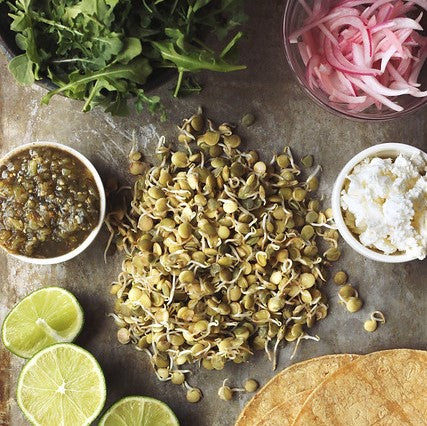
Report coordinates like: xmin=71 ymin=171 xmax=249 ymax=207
xmin=283 ymin=0 xmax=427 ymax=121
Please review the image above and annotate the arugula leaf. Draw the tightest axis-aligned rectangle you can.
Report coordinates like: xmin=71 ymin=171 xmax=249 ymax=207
xmin=41 ymin=57 xmax=152 ymax=105
xmin=153 ymin=39 xmax=246 ymax=73
xmin=2 ymin=0 xmax=247 ymax=117
xmin=63 ymin=0 xmax=119 ymax=26
xmin=135 ymin=89 xmax=166 ymax=121
xmin=114 ymin=37 xmax=142 ymax=64
xmin=8 ymin=54 xmax=35 ymax=85
xmin=153 ymin=29 xmax=245 ymax=96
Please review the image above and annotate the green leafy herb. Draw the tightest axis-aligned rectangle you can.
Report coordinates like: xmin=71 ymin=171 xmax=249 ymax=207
xmin=152 ymin=28 xmax=245 ymax=97
xmin=8 ymin=54 xmax=35 ymax=85
xmin=2 ymin=0 xmax=246 ymax=116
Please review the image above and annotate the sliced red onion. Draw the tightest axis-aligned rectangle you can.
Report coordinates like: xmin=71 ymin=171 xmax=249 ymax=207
xmin=380 ymin=46 xmax=399 ymax=71
xmin=325 ymin=38 xmax=380 ymax=75
xmin=361 ymin=75 xmax=411 ymax=94
xmin=348 ymin=76 xmax=404 ymax=110
xmin=331 ymin=89 xmax=368 ymax=102
xmin=289 ymin=0 xmax=426 ymax=112
xmin=329 ymin=16 xmax=373 ymax=61
xmin=377 ymin=29 xmax=404 ymax=53
xmin=387 ymin=62 xmax=419 ymax=86
xmin=377 ymin=3 xmax=394 ymax=21
xmin=408 ymin=49 xmax=427 ymax=84
xmin=337 ymin=70 xmax=358 ymax=95
xmin=362 ymin=0 xmax=395 ymax=18
xmin=390 ymin=81 xmax=427 ymax=95
xmin=298 ymin=42 xmax=311 ymax=66
xmin=390 ymin=17 xmax=423 ymax=30
xmin=289 ymin=8 xmax=360 ymax=42
xmin=410 ymin=0 xmax=427 ymax=9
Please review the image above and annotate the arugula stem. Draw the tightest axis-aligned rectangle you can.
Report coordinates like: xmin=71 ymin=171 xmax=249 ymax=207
xmin=32 ymin=15 xmax=84 ymax=37
xmin=193 ymin=38 xmax=215 ymax=54
xmin=51 ymin=58 xmax=99 ymax=65
xmin=43 ymin=67 xmax=131 ymax=101
xmin=32 ymin=14 xmax=111 ymax=47
xmin=83 ymin=80 xmax=101 ymax=112
xmin=85 ymin=15 xmax=104 ymax=29
xmin=220 ymin=32 xmax=243 ymax=59
xmin=174 ymin=70 xmax=184 ymax=97
xmin=170 ymin=0 xmax=179 ymax=15
xmin=142 ymin=0 xmax=153 ymax=14
xmin=5 ymin=1 xmax=18 ymax=13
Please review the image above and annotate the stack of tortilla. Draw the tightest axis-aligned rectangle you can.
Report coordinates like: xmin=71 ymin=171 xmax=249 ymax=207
xmin=235 ymin=349 xmax=426 ymax=425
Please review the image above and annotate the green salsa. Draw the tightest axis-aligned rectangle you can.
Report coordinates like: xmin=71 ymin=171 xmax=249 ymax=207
xmin=0 ymin=146 xmax=100 ymax=258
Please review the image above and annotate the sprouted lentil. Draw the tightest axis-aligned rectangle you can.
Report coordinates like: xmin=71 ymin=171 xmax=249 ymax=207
xmin=364 ymin=311 xmax=386 ymax=332
xmin=301 ymin=155 xmax=313 ymax=168
xmin=244 ymin=379 xmax=259 ymax=392
xmin=186 ymin=387 xmax=202 ymax=403
xmin=217 ymin=378 xmax=246 ymax=401
xmin=363 ymin=319 xmax=377 ymax=332
xmin=338 ymin=284 xmax=357 ymax=301
xmin=241 ymin=113 xmax=256 ymax=127
xmin=218 ymin=379 xmax=233 ymax=401
xmin=333 ymin=271 xmax=348 ymax=285
xmin=106 ymin=111 xmax=342 ymax=399
xmin=337 ymin=283 xmax=363 ymax=313
xmin=171 ymin=371 xmax=186 ymax=385
xmin=345 ymin=297 xmax=363 ymax=313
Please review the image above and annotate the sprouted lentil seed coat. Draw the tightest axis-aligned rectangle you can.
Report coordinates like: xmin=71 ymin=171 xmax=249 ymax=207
xmin=106 ymin=112 xmax=342 ymax=396
xmin=0 ymin=146 xmax=100 ymax=258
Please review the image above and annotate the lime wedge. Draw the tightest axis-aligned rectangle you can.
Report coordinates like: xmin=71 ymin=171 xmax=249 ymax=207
xmin=1 ymin=286 xmax=83 ymax=358
xmin=17 ymin=343 xmax=106 ymax=426
xmin=99 ymin=396 xmax=179 ymax=426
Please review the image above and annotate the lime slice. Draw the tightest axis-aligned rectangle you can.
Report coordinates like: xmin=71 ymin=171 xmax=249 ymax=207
xmin=99 ymin=396 xmax=179 ymax=426
xmin=1 ymin=286 xmax=83 ymax=358
xmin=17 ymin=343 xmax=106 ymax=426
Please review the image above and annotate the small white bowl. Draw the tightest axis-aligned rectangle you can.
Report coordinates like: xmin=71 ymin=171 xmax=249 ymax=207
xmin=331 ymin=143 xmax=426 ymax=263
xmin=0 ymin=141 xmax=106 ymax=265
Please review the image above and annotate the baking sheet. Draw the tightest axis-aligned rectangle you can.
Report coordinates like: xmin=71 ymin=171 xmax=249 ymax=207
xmin=0 ymin=2 xmax=426 ymax=425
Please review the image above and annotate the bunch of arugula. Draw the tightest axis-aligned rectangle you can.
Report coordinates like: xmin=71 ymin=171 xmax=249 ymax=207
xmin=1 ymin=0 xmax=246 ymax=117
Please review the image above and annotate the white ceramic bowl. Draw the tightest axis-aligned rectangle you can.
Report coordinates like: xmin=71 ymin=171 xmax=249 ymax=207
xmin=0 ymin=141 xmax=106 ymax=264
xmin=331 ymin=143 xmax=426 ymax=263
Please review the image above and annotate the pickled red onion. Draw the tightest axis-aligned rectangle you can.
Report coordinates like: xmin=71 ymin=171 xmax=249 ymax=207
xmin=288 ymin=0 xmax=427 ymax=112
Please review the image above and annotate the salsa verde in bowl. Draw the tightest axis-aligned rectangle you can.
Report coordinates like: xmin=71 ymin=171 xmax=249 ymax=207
xmin=0 ymin=142 xmax=106 ymax=264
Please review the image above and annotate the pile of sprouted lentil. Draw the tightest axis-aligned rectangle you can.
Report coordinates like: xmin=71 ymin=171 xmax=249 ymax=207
xmin=106 ymin=110 xmax=342 ymax=401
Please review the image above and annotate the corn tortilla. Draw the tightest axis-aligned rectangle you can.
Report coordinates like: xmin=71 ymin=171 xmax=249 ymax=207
xmin=294 ymin=349 xmax=427 ymax=426
xmin=235 ymin=354 xmax=359 ymax=426
xmin=257 ymin=390 xmax=311 ymax=426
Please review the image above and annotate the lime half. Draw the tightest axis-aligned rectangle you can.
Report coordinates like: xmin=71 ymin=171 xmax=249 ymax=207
xmin=17 ymin=343 xmax=106 ymax=426
xmin=99 ymin=396 xmax=179 ymax=426
xmin=1 ymin=286 xmax=83 ymax=358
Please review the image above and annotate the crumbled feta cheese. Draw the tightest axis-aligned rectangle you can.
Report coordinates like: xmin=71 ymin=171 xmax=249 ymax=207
xmin=341 ymin=153 xmax=427 ymax=260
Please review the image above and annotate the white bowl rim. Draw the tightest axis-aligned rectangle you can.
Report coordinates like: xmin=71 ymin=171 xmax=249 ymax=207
xmin=0 ymin=141 xmax=106 ymax=265
xmin=331 ymin=142 xmax=426 ymax=263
